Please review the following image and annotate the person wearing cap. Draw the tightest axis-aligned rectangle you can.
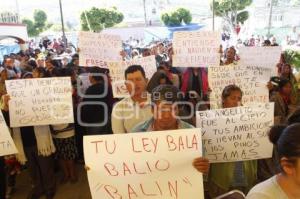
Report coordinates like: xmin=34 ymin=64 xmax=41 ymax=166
xmin=111 ymin=65 xmax=152 ymax=134
xmin=131 ymin=84 xmax=210 ymax=174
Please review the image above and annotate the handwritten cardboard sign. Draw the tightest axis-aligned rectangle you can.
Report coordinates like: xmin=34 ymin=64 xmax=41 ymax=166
xmin=5 ymin=77 xmax=74 ymax=127
xmin=84 ymin=129 xmax=204 ymax=199
xmin=0 ymin=111 xmax=17 ymax=156
xmin=196 ymin=103 xmax=274 ymax=163
xmin=172 ymin=31 xmax=221 ymax=67
xmin=78 ymin=31 xmax=122 ymax=67
xmin=208 ymin=64 xmax=271 ymax=108
xmin=108 ymin=56 xmax=157 ymax=98
xmin=239 ymin=46 xmax=282 ymax=75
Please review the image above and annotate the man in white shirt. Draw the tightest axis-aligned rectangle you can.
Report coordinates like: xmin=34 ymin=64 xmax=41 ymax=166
xmin=111 ymin=65 xmax=152 ymax=134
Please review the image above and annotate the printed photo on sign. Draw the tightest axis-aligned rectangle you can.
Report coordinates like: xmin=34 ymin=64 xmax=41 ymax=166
xmin=196 ymin=103 xmax=274 ymax=163
xmin=0 ymin=111 xmax=17 ymax=156
xmin=78 ymin=31 xmax=122 ymax=67
xmin=172 ymin=31 xmax=221 ymax=67
xmin=5 ymin=77 xmax=74 ymax=127
xmin=84 ymin=129 xmax=204 ymax=199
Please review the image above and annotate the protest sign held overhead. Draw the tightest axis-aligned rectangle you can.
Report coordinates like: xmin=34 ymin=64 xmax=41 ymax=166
xmin=196 ymin=103 xmax=274 ymax=163
xmin=108 ymin=56 xmax=157 ymax=98
xmin=209 ymin=64 xmax=271 ymax=108
xmin=84 ymin=129 xmax=204 ymax=199
xmin=239 ymin=46 xmax=282 ymax=74
xmin=5 ymin=77 xmax=74 ymax=127
xmin=0 ymin=111 xmax=17 ymax=156
xmin=78 ymin=31 xmax=122 ymax=67
xmin=172 ymin=31 xmax=221 ymax=67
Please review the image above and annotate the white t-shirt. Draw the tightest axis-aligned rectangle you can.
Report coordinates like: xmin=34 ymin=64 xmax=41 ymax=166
xmin=246 ymin=176 xmax=289 ymax=199
xmin=111 ymin=95 xmax=152 ymax=134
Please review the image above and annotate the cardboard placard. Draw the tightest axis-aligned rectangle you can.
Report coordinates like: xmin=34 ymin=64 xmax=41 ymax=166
xmin=5 ymin=77 xmax=74 ymax=127
xmin=208 ymin=64 xmax=271 ymax=108
xmin=173 ymin=31 xmax=221 ymax=67
xmin=0 ymin=111 xmax=17 ymax=156
xmin=78 ymin=31 xmax=122 ymax=67
xmin=196 ymin=103 xmax=274 ymax=163
xmin=84 ymin=128 xmax=204 ymax=199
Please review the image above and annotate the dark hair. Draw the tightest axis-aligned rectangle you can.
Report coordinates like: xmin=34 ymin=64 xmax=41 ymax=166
xmin=151 ymin=84 xmax=181 ymax=104
xmin=263 ymin=40 xmax=271 ymax=46
xmin=221 ymin=84 xmax=243 ymax=100
xmin=89 ymin=66 xmax=107 ymax=82
xmin=225 ymin=46 xmax=236 ymax=57
xmin=147 ymin=71 xmax=172 ymax=93
xmin=269 ymin=124 xmax=300 ymax=161
xmin=124 ymin=65 xmax=146 ymax=79
xmin=287 ymin=108 xmax=300 ymax=124
xmin=159 ymin=61 xmax=170 ymax=68
xmin=278 ymin=78 xmax=291 ymax=90
xmin=33 ymin=67 xmax=48 ymax=78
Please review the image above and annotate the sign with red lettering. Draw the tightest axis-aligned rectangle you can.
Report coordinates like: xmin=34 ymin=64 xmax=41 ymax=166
xmin=78 ymin=31 xmax=122 ymax=67
xmin=208 ymin=64 xmax=271 ymax=109
xmin=112 ymin=81 xmax=130 ymax=98
xmin=0 ymin=111 xmax=17 ymax=156
xmin=196 ymin=103 xmax=274 ymax=163
xmin=108 ymin=56 xmax=157 ymax=98
xmin=5 ymin=77 xmax=74 ymax=127
xmin=172 ymin=31 xmax=221 ymax=67
xmin=84 ymin=129 xmax=204 ymax=199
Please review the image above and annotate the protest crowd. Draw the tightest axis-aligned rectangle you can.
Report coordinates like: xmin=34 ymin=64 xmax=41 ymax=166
xmin=0 ymin=29 xmax=300 ymax=199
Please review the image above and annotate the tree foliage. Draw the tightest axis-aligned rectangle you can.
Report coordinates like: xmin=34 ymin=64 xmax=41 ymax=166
xmin=22 ymin=9 xmax=49 ymax=37
xmin=211 ymin=0 xmax=252 ymax=31
xmin=161 ymin=8 xmax=192 ymax=26
xmin=80 ymin=7 xmax=124 ymax=32
xmin=285 ymin=50 xmax=300 ymax=70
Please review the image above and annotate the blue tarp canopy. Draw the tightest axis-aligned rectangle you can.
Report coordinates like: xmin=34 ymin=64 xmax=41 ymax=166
xmin=0 ymin=44 xmax=20 ymax=63
xmin=144 ymin=23 xmax=205 ymax=42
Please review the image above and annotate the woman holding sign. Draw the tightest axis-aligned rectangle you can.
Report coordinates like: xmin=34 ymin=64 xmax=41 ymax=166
xmin=208 ymin=85 xmax=257 ymax=198
xmin=247 ymin=124 xmax=300 ymax=199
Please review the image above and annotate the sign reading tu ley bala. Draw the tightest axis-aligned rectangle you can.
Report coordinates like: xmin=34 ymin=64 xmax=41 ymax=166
xmin=84 ymin=129 xmax=204 ymax=199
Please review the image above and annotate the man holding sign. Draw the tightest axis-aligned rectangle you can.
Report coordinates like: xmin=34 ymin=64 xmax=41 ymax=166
xmin=85 ymin=85 xmax=209 ymax=199
xmin=132 ymin=85 xmax=210 ymax=174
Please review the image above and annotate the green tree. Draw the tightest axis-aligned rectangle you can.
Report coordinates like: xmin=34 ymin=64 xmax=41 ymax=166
xmin=80 ymin=7 xmax=124 ymax=32
xmin=161 ymin=8 xmax=192 ymax=26
xmin=21 ymin=9 xmax=49 ymax=37
xmin=33 ymin=10 xmax=47 ymax=32
xmin=285 ymin=50 xmax=300 ymax=71
xmin=211 ymin=0 xmax=252 ymax=31
xmin=22 ymin=18 xmax=38 ymax=37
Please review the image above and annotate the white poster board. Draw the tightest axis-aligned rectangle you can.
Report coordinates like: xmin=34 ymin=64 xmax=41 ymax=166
xmin=172 ymin=31 xmax=221 ymax=67
xmin=0 ymin=111 xmax=17 ymax=156
xmin=6 ymin=77 xmax=74 ymax=127
xmin=78 ymin=31 xmax=122 ymax=67
xmin=239 ymin=46 xmax=282 ymax=75
xmin=108 ymin=56 xmax=157 ymax=98
xmin=208 ymin=64 xmax=271 ymax=108
xmin=84 ymin=129 xmax=204 ymax=199
xmin=196 ymin=103 xmax=274 ymax=163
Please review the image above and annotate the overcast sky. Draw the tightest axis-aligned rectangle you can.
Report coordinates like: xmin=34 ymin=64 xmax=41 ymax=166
xmin=0 ymin=0 xmax=211 ymax=24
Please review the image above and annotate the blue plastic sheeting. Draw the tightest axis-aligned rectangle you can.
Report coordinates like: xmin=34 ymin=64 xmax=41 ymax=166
xmin=0 ymin=44 xmax=20 ymax=63
xmin=144 ymin=23 xmax=205 ymax=43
